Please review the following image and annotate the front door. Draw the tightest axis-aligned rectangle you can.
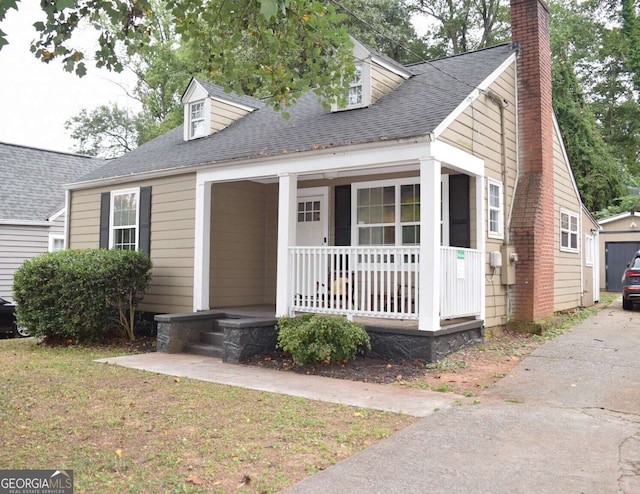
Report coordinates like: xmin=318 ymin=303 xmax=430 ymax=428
xmin=296 ymin=187 xmax=328 ymax=246
xmin=296 ymin=187 xmax=329 ymax=299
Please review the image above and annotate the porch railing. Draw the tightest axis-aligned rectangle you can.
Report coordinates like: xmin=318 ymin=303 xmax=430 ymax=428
xmin=289 ymin=246 xmax=483 ymax=321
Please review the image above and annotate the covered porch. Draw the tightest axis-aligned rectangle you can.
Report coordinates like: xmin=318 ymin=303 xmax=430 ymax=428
xmin=192 ymin=139 xmax=486 ymax=332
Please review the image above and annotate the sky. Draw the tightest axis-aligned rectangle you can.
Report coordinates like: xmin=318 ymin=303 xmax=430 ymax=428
xmin=0 ymin=1 xmax=429 ymax=155
xmin=0 ymin=0 xmax=136 ymax=154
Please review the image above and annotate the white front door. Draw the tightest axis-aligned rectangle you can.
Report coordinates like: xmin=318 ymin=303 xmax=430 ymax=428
xmin=296 ymin=187 xmax=329 ymax=299
xmin=296 ymin=187 xmax=328 ymax=246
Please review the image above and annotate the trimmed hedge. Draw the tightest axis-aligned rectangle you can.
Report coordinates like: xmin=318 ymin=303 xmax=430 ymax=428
xmin=277 ymin=314 xmax=371 ymax=365
xmin=13 ymin=249 xmax=152 ymax=343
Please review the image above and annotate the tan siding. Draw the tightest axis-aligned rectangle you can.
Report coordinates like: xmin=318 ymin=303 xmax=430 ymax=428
xmin=68 ymin=173 xmax=196 ymax=313
xmin=440 ymin=62 xmax=517 ymax=331
xmin=598 ymin=216 xmax=640 ymax=289
xmin=552 ymin=129 xmax=582 ymax=311
xmin=370 ymin=63 xmax=404 ymax=103
xmin=209 ymin=181 xmax=278 ymax=308
xmin=210 ymin=100 xmax=250 ymax=133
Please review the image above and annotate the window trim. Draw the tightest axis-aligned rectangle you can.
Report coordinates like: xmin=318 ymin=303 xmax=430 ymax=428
xmin=332 ymin=61 xmax=371 ymax=112
xmin=560 ymin=208 xmax=579 ymax=253
xmin=189 ymin=100 xmax=206 ymax=139
xmin=48 ymin=233 xmax=65 ymax=252
xmin=584 ymin=234 xmax=594 ymax=266
xmin=351 ymin=177 xmax=420 ymax=247
xmin=109 ymin=187 xmax=140 ymax=251
xmin=487 ymin=178 xmax=504 ymax=240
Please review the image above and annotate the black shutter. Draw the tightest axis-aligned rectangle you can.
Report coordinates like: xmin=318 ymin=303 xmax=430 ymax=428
xmin=449 ymin=175 xmax=471 ymax=248
xmin=334 ymin=185 xmax=351 ymax=246
xmin=99 ymin=192 xmax=110 ymax=249
xmin=139 ymin=186 xmax=152 ymax=254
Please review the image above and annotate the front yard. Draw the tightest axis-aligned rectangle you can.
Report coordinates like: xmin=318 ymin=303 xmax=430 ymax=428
xmin=0 ymin=339 xmax=414 ymax=493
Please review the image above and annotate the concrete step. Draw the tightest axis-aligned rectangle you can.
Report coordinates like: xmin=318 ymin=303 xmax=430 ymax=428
xmin=200 ymin=330 xmax=224 ymax=346
xmin=183 ymin=342 xmax=224 ymax=359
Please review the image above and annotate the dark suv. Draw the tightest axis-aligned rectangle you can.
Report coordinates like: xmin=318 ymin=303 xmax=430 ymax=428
xmin=621 ymin=251 xmax=640 ymax=310
xmin=0 ymin=297 xmax=31 ymax=337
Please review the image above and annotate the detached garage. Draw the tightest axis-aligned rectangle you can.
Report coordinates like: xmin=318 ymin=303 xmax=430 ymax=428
xmin=599 ymin=211 xmax=640 ymax=292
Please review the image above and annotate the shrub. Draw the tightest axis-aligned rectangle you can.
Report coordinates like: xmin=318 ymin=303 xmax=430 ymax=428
xmin=277 ymin=314 xmax=371 ymax=365
xmin=13 ymin=249 xmax=152 ymax=343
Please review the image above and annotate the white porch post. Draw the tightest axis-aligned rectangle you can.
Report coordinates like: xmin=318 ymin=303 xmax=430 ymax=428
xmin=419 ymin=158 xmax=441 ymax=331
xmin=276 ymin=173 xmax=298 ymax=317
xmin=193 ymin=179 xmax=212 ymax=311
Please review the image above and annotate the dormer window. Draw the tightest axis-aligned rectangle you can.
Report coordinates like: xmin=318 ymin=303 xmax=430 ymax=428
xmin=347 ymin=64 xmax=364 ymax=106
xmin=190 ymin=101 xmax=205 ymax=138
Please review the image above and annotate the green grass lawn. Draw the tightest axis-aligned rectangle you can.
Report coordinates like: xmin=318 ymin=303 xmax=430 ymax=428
xmin=0 ymin=338 xmax=415 ymax=493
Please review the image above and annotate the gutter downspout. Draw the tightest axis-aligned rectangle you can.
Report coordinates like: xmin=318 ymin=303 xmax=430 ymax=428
xmin=486 ymin=89 xmax=512 ymax=323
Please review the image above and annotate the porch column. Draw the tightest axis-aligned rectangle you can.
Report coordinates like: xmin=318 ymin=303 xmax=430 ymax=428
xmin=276 ymin=173 xmax=298 ymax=317
xmin=419 ymin=158 xmax=441 ymax=331
xmin=193 ymin=179 xmax=212 ymax=311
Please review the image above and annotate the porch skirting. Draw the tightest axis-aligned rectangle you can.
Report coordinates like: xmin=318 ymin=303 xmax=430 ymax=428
xmin=363 ymin=319 xmax=484 ymax=362
xmin=155 ymin=309 xmax=484 ymax=364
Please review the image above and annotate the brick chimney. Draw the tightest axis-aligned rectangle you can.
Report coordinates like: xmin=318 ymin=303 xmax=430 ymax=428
xmin=509 ymin=0 xmax=555 ymax=325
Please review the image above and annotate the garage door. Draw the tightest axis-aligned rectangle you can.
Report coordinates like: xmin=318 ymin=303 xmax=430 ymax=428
xmin=605 ymin=241 xmax=640 ymax=292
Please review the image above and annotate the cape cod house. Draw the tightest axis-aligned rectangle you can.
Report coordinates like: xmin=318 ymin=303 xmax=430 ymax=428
xmin=0 ymin=142 xmax=103 ymax=302
xmin=64 ymin=0 xmax=596 ymax=361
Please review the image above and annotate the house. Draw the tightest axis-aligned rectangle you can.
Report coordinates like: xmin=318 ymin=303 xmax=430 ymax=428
xmin=598 ymin=211 xmax=640 ymax=292
xmin=64 ymin=0 xmax=596 ymax=361
xmin=0 ymin=142 xmax=103 ymax=301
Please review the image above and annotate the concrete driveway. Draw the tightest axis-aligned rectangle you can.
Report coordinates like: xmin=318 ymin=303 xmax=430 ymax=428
xmin=282 ymin=298 xmax=640 ymax=493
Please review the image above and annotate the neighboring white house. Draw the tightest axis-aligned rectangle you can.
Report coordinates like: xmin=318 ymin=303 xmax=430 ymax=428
xmin=0 ymin=142 xmax=103 ymax=300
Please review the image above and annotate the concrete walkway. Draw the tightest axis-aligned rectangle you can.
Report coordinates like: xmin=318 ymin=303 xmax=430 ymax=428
xmin=97 ymin=298 xmax=640 ymax=493
xmin=96 ymin=352 xmax=455 ymax=418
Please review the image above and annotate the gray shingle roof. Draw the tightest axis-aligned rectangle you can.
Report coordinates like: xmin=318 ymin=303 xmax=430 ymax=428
xmin=77 ymin=43 xmax=515 ymax=184
xmin=0 ymin=143 xmax=104 ymax=221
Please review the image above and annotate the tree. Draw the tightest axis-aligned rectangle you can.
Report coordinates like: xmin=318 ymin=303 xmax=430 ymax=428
xmin=0 ymin=0 xmax=354 ymax=111
xmin=65 ymin=105 xmax=138 ymax=157
xmin=407 ymin=0 xmax=510 ymax=55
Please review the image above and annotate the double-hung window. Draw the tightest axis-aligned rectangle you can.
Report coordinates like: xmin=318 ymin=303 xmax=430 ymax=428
xmin=347 ymin=64 xmax=363 ymax=107
xmin=560 ymin=209 xmax=579 ymax=252
xmin=110 ymin=188 xmax=139 ymax=251
xmin=190 ymin=101 xmax=205 ymax=138
xmin=354 ymin=178 xmax=420 ymax=246
xmin=488 ymin=178 xmax=503 ymax=239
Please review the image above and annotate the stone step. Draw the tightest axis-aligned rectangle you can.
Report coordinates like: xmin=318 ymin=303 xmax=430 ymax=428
xmin=183 ymin=342 xmax=224 ymax=359
xmin=200 ymin=330 xmax=224 ymax=346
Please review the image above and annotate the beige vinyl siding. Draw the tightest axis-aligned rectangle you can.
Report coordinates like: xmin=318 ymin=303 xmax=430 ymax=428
xmin=371 ymin=63 xmax=404 ymax=104
xmin=0 ymin=223 xmax=50 ymax=299
xmin=68 ymin=173 xmax=196 ymax=313
xmin=210 ymin=100 xmax=250 ymax=134
xmin=552 ymin=129 xmax=582 ymax=311
xmin=439 ymin=62 xmax=517 ymax=330
xmin=209 ymin=181 xmax=278 ymax=308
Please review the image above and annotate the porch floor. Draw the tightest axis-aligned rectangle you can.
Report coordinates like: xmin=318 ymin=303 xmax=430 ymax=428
xmin=213 ymin=305 xmax=479 ymax=332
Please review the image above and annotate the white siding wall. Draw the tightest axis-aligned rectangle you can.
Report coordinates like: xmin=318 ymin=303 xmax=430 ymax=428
xmin=0 ymin=223 xmax=52 ymax=300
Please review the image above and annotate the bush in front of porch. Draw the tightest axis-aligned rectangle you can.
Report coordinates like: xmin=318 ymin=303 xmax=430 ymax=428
xmin=277 ymin=314 xmax=371 ymax=365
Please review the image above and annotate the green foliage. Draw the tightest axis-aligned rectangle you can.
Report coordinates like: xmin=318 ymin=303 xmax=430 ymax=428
xmin=65 ymin=105 xmax=138 ymax=157
xmin=12 ymin=249 xmax=152 ymax=343
xmin=277 ymin=314 xmax=371 ymax=365
xmin=0 ymin=0 xmax=354 ymax=112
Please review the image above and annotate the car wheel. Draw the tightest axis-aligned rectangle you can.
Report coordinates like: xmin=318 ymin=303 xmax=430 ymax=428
xmin=622 ymin=297 xmax=633 ymax=311
xmin=13 ymin=325 xmax=32 ymax=338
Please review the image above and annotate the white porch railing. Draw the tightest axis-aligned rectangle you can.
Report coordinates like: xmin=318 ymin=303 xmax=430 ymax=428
xmin=289 ymin=246 xmax=483 ymax=321
xmin=440 ymin=246 xmax=484 ymax=319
